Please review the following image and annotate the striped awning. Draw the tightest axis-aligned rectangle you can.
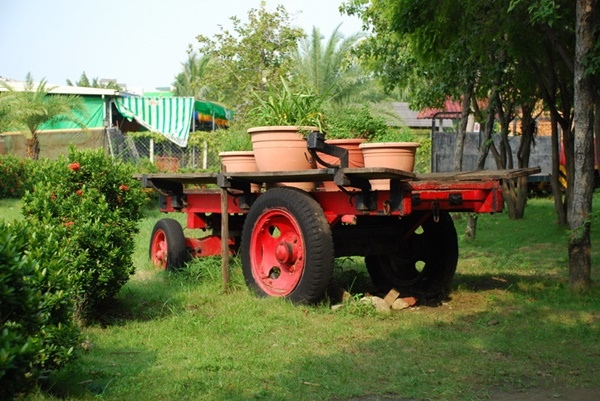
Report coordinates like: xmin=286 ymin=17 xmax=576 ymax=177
xmin=115 ymin=96 xmax=194 ymax=147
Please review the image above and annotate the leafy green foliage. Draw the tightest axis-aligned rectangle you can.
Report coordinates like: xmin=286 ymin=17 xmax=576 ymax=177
xmin=194 ymin=1 xmax=304 ymax=109
xmin=0 ymin=155 xmax=30 ymax=198
xmin=325 ymin=105 xmax=391 ymax=140
xmin=248 ymin=79 xmax=327 ymax=130
xmin=172 ymin=52 xmax=213 ymax=99
xmin=213 ymin=123 xmax=253 ymax=152
xmin=293 ymin=25 xmax=372 ymax=105
xmin=21 ymin=147 xmax=147 ymax=319
xmin=0 ymin=220 xmax=81 ymax=399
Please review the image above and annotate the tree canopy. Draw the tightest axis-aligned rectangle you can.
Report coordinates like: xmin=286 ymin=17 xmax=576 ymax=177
xmin=342 ymin=0 xmax=599 ymax=290
xmin=172 ymin=51 xmax=213 ymax=99
xmin=194 ymin=1 xmax=304 ymax=112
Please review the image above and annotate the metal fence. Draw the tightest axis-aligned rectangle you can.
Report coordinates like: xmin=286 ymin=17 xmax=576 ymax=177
xmin=106 ymin=128 xmax=221 ymax=172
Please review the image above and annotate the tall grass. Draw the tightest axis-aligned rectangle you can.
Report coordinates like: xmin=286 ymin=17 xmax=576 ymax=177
xmin=4 ymin=196 xmax=598 ymax=400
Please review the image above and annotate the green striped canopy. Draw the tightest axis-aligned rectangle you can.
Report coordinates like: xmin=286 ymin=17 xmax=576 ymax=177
xmin=115 ymin=96 xmax=194 ymax=147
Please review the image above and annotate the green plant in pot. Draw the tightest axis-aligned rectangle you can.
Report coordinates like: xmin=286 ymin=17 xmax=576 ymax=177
xmin=247 ymin=80 xmax=327 ymax=191
xmin=248 ymin=78 xmax=326 ymax=132
xmin=314 ymin=105 xmax=390 ymax=186
xmin=217 ymin=123 xmax=253 ymax=152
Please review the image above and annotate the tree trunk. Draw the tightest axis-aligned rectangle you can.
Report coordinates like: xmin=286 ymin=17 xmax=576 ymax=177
xmin=513 ymin=103 xmax=537 ymax=218
xmin=476 ymin=98 xmax=497 ymax=170
xmin=454 ymin=87 xmax=473 ymax=172
xmin=550 ymin=112 xmax=567 ymax=225
xmin=465 ymin=213 xmax=478 ymax=240
xmin=568 ymin=0 xmax=595 ymax=292
xmin=25 ymin=134 xmax=40 ymax=160
xmin=595 ymin=94 xmax=600 ymax=185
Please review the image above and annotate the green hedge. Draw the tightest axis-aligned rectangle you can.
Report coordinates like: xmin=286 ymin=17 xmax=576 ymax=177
xmin=0 ymin=155 xmax=30 ymax=198
xmin=0 ymin=220 xmax=81 ymax=399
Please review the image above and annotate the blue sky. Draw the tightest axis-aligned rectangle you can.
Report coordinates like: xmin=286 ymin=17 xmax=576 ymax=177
xmin=0 ymin=0 xmax=363 ymax=92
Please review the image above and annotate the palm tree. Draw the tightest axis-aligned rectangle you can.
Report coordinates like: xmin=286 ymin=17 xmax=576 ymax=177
xmin=0 ymin=94 xmax=15 ymax=133
xmin=172 ymin=52 xmax=212 ymax=99
xmin=293 ymin=24 xmax=369 ymax=104
xmin=0 ymin=73 xmax=87 ymax=159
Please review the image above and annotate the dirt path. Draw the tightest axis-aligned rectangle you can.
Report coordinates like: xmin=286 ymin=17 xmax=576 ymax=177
xmin=340 ymin=388 xmax=600 ymax=401
xmin=486 ymin=388 xmax=599 ymax=401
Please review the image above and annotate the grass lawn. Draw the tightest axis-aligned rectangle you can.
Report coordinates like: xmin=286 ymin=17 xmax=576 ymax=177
xmin=3 ymin=195 xmax=598 ymax=401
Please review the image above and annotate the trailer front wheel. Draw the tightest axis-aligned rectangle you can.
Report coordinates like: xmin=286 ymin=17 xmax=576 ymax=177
xmin=241 ymin=188 xmax=334 ymax=304
xmin=365 ymin=211 xmax=458 ymax=299
xmin=149 ymin=218 xmax=189 ymax=270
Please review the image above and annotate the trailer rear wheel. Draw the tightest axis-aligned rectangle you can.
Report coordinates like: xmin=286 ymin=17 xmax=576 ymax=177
xmin=149 ymin=218 xmax=189 ymax=270
xmin=241 ymin=187 xmax=334 ymax=304
xmin=365 ymin=211 xmax=458 ymax=299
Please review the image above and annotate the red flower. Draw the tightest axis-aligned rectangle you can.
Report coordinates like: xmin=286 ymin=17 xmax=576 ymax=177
xmin=76 ymin=189 xmax=83 ymax=196
xmin=68 ymin=162 xmax=81 ymax=172
xmin=119 ymin=184 xmax=129 ymax=191
xmin=64 ymin=221 xmax=74 ymax=227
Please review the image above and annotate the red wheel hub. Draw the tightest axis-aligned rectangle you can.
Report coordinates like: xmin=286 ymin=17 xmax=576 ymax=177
xmin=249 ymin=208 xmax=305 ymax=296
xmin=150 ymin=229 xmax=168 ymax=269
xmin=275 ymin=242 xmax=297 ymax=265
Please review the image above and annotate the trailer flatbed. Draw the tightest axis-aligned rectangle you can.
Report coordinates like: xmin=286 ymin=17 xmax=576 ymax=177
xmin=140 ymin=162 xmax=539 ymax=304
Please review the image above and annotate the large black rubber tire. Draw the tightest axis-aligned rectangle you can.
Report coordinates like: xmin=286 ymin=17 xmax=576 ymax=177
xmin=149 ymin=218 xmax=189 ymax=270
xmin=241 ymin=187 xmax=334 ymax=304
xmin=365 ymin=211 xmax=458 ymax=299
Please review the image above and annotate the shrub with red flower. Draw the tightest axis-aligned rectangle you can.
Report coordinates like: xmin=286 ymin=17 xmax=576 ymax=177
xmin=22 ymin=147 xmax=147 ymax=320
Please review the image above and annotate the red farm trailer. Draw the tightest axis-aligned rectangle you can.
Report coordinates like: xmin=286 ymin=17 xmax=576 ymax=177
xmin=140 ymin=133 xmax=540 ymax=304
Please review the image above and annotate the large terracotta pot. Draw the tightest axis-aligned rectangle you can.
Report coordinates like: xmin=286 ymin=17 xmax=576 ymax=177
xmin=317 ymin=138 xmax=366 ymax=191
xmin=359 ymin=142 xmax=420 ymax=190
xmin=248 ymin=126 xmax=318 ymax=191
xmin=219 ymin=151 xmax=261 ymax=192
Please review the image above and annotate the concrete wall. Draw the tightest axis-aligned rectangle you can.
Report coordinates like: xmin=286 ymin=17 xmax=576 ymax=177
xmin=0 ymin=128 xmax=105 ymax=159
xmin=431 ymin=131 xmax=552 ymax=179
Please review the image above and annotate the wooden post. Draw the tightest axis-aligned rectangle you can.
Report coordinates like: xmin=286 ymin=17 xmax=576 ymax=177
xmin=220 ymin=187 xmax=230 ymax=292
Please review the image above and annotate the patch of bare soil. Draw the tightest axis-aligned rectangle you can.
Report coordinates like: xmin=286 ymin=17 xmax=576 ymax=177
xmin=486 ymin=388 xmax=600 ymax=401
xmin=336 ymin=388 xmax=600 ymax=401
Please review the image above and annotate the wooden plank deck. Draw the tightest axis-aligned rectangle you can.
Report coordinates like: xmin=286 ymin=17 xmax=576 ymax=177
xmin=416 ymin=167 xmax=541 ymax=182
xmin=137 ymin=166 xmax=541 ymax=191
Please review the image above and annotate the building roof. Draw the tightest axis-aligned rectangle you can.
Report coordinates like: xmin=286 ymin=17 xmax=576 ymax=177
xmin=0 ymin=77 xmax=120 ymax=96
xmin=389 ymin=102 xmax=454 ymax=129
xmin=416 ymin=99 xmax=463 ymax=119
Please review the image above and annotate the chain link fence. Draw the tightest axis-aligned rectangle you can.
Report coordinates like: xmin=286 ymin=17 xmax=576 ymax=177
xmin=106 ymin=128 xmax=222 ymax=172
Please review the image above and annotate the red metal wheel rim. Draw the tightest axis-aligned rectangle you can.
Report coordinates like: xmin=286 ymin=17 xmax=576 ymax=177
xmin=150 ymin=229 xmax=168 ymax=269
xmin=249 ymin=208 xmax=305 ymax=296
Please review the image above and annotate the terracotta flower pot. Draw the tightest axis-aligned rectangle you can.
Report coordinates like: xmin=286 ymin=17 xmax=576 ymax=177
xmin=359 ymin=142 xmax=420 ymax=190
xmin=317 ymin=138 xmax=366 ymax=191
xmin=248 ymin=126 xmax=318 ymax=191
xmin=154 ymin=156 xmax=180 ymax=172
xmin=219 ymin=151 xmax=261 ymax=192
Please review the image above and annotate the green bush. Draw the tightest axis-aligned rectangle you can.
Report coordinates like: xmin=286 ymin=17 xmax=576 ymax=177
xmin=325 ymin=105 xmax=391 ymax=140
xmin=0 ymin=155 xmax=28 ymax=198
xmin=22 ymin=147 xmax=147 ymax=319
xmin=0 ymin=219 xmax=81 ymax=399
